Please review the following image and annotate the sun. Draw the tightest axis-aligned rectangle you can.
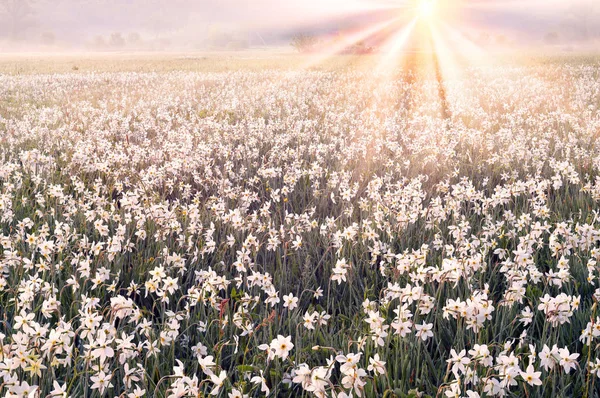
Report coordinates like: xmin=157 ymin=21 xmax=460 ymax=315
xmin=417 ymin=0 xmax=437 ymax=20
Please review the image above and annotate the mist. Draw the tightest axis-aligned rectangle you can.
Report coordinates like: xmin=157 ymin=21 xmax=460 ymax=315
xmin=0 ymin=0 xmax=598 ymax=52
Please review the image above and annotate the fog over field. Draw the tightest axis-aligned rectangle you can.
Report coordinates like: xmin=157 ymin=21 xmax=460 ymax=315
xmin=0 ymin=0 xmax=599 ymax=51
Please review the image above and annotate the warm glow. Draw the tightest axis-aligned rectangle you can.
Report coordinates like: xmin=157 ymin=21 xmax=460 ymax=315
xmin=417 ymin=0 xmax=437 ymax=20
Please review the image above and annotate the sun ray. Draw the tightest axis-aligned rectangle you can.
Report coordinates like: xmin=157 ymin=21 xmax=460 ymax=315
xmin=299 ymin=18 xmax=400 ymax=69
xmin=375 ymin=18 xmax=418 ymax=75
xmin=438 ymin=23 xmax=485 ymax=59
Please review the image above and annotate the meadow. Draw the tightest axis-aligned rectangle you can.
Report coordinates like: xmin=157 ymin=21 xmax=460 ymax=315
xmin=1 ymin=53 xmax=600 ymax=397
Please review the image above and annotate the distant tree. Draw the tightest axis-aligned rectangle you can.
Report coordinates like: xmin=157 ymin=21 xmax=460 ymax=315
xmin=127 ymin=32 xmax=142 ymax=48
xmin=93 ymin=35 xmax=106 ymax=50
xmin=0 ymin=0 xmax=36 ymax=40
xmin=140 ymin=0 xmax=189 ymax=40
xmin=40 ymin=31 xmax=55 ymax=45
xmin=109 ymin=32 xmax=125 ymax=49
xmin=226 ymin=39 xmax=250 ymax=51
xmin=545 ymin=31 xmax=560 ymax=45
xmin=342 ymin=40 xmax=373 ymax=55
xmin=206 ymin=26 xmax=233 ymax=49
xmin=291 ymin=34 xmax=319 ymax=53
xmin=158 ymin=38 xmax=171 ymax=49
xmin=566 ymin=1 xmax=598 ymax=40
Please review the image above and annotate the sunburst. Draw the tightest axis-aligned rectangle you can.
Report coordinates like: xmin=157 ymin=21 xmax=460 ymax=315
xmin=417 ymin=0 xmax=437 ymax=20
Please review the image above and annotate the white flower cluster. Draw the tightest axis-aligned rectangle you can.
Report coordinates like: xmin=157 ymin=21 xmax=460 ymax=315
xmin=0 ymin=61 xmax=599 ymax=397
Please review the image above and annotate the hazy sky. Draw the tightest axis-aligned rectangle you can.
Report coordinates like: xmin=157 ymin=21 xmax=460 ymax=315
xmin=0 ymin=0 xmax=598 ymax=48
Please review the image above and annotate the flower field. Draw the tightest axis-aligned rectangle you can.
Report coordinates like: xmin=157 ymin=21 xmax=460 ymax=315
xmin=1 ymin=57 xmax=600 ymax=397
